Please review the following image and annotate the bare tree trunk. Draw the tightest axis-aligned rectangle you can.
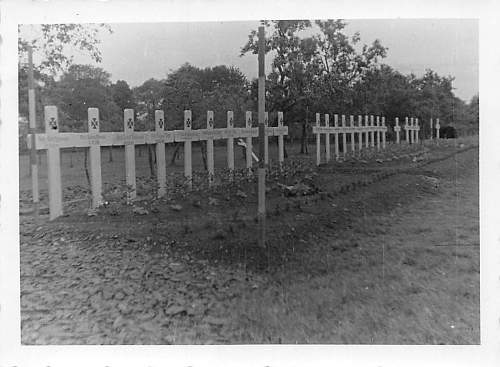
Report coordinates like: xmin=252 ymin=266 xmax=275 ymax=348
xmin=170 ymin=143 xmax=181 ymax=165
xmin=148 ymin=144 xmax=155 ymax=178
xmin=84 ymin=149 xmax=91 ymax=189
xmin=200 ymin=141 xmax=207 ymax=170
xmin=300 ymin=122 xmax=309 ymax=154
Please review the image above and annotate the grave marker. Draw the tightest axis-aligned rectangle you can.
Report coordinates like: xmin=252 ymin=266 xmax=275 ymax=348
xmin=325 ymin=114 xmax=331 ymax=162
xmin=183 ymin=110 xmax=193 ymax=190
xmin=227 ymin=111 xmax=235 ymax=177
xmin=277 ymin=111 xmax=285 ymax=168
xmin=155 ymin=110 xmax=167 ymax=197
xmin=371 ymin=115 xmax=377 ymax=148
xmin=206 ymin=111 xmax=215 ymax=185
xmin=88 ymin=108 xmax=103 ymax=207
xmin=376 ymin=116 xmax=381 ymax=151
xmin=315 ymin=113 xmax=321 ymax=166
xmin=350 ymin=115 xmax=355 ymax=153
xmin=404 ymin=117 xmax=410 ymax=143
xmin=334 ymin=114 xmax=340 ymax=159
xmin=365 ymin=115 xmax=370 ymax=148
xmin=342 ymin=115 xmax=347 ymax=156
xmin=45 ymin=106 xmax=62 ymax=220
xmin=124 ymin=109 xmax=136 ymax=201
xmin=381 ymin=117 xmax=387 ymax=149
xmin=394 ymin=117 xmax=401 ymax=144
xmin=357 ymin=115 xmax=363 ymax=153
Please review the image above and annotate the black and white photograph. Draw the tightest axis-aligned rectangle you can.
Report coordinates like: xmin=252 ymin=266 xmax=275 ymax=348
xmin=1 ymin=1 xmax=499 ymax=366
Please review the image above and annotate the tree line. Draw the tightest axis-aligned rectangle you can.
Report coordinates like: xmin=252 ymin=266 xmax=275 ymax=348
xmin=18 ymin=20 xmax=479 ymax=153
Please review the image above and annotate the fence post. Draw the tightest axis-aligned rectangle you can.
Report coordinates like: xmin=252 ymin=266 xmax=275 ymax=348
xmin=370 ymin=115 xmax=375 ymax=148
xmin=227 ymin=111 xmax=235 ymax=178
xmin=350 ymin=115 xmax=355 ymax=154
xmin=278 ymin=111 xmax=285 ymax=168
xmin=342 ymin=115 xmax=347 ymax=157
xmin=325 ymin=114 xmax=330 ymax=163
xmin=315 ymin=112 xmax=321 ymax=166
xmin=436 ymin=118 xmax=440 ymax=140
xmin=44 ymin=106 xmax=62 ymax=220
xmin=376 ymin=116 xmax=381 ymax=151
xmin=155 ymin=110 xmax=166 ymax=197
xmin=245 ymin=111 xmax=253 ymax=176
xmin=334 ymin=114 xmax=339 ymax=160
xmin=124 ymin=109 xmax=136 ymax=202
xmin=264 ymin=112 xmax=269 ymax=165
xmin=207 ymin=111 xmax=215 ymax=185
xmin=88 ymin=108 xmax=102 ymax=208
xmin=184 ymin=110 xmax=193 ymax=190
xmin=382 ymin=116 xmax=386 ymax=149
xmin=430 ymin=118 xmax=433 ymax=140
xmin=357 ymin=115 xmax=363 ymax=154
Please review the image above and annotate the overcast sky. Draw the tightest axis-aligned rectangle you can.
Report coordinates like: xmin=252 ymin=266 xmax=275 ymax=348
xmin=67 ymin=19 xmax=478 ymax=102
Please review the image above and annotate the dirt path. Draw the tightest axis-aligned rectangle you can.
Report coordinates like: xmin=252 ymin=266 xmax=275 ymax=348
xmin=19 ymin=140 xmax=479 ymax=344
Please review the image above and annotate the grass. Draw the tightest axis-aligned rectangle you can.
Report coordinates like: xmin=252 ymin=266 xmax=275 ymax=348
xmin=19 ymin=137 xmax=479 ymax=344
xmin=225 ymin=148 xmax=479 ymax=344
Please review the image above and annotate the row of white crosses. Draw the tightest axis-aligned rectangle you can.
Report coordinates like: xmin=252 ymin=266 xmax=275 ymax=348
xmin=393 ymin=117 xmax=421 ymax=144
xmin=312 ymin=114 xmax=388 ymax=165
xmin=429 ymin=117 xmax=441 ymax=140
xmin=29 ymin=106 xmax=288 ymax=220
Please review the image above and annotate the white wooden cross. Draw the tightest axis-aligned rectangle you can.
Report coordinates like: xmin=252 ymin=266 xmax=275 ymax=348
xmin=315 ymin=113 xmax=321 ymax=166
xmin=349 ymin=115 xmax=355 ymax=154
xmin=381 ymin=117 xmax=387 ymax=149
xmin=324 ymin=114 xmax=331 ymax=163
xmin=369 ymin=115 xmax=375 ymax=148
xmin=404 ymin=117 xmax=410 ymax=143
xmin=334 ymin=114 xmax=340 ymax=159
xmin=376 ymin=115 xmax=381 ymax=151
xmin=277 ymin=111 xmax=286 ymax=168
xmin=394 ymin=117 xmax=401 ymax=144
xmin=29 ymin=106 xmax=288 ymax=219
xmin=341 ymin=115 xmax=348 ymax=156
xmin=357 ymin=115 xmax=363 ymax=153
xmin=206 ymin=111 xmax=215 ymax=185
xmin=364 ymin=115 xmax=370 ymax=148
xmin=415 ymin=118 xmax=420 ymax=143
xmin=410 ymin=117 xmax=415 ymax=144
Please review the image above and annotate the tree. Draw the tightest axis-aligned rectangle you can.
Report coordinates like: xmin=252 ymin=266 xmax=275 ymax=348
xmin=46 ymin=64 xmax=119 ymax=131
xmin=18 ymin=24 xmax=112 ymax=124
xmin=312 ymin=20 xmax=387 ymax=113
xmin=111 ymin=80 xmax=134 ymax=111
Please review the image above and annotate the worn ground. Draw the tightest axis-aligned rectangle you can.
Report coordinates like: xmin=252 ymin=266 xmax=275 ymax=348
xmin=19 ymin=138 xmax=479 ymax=344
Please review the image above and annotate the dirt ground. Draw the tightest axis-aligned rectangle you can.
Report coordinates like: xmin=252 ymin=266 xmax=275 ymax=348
xmin=19 ymin=138 xmax=479 ymax=344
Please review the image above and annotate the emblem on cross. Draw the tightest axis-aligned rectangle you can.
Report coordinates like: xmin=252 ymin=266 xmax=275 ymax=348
xmin=49 ymin=117 xmax=58 ymax=130
xmin=186 ymin=118 xmax=191 ymax=128
xmin=127 ymin=118 xmax=133 ymax=129
xmin=247 ymin=117 xmax=252 ymax=127
xmin=209 ymin=117 xmax=214 ymax=128
xmin=159 ymin=118 xmax=164 ymax=129
xmin=90 ymin=118 xmax=98 ymax=129
xmin=229 ymin=117 xmax=233 ymax=127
